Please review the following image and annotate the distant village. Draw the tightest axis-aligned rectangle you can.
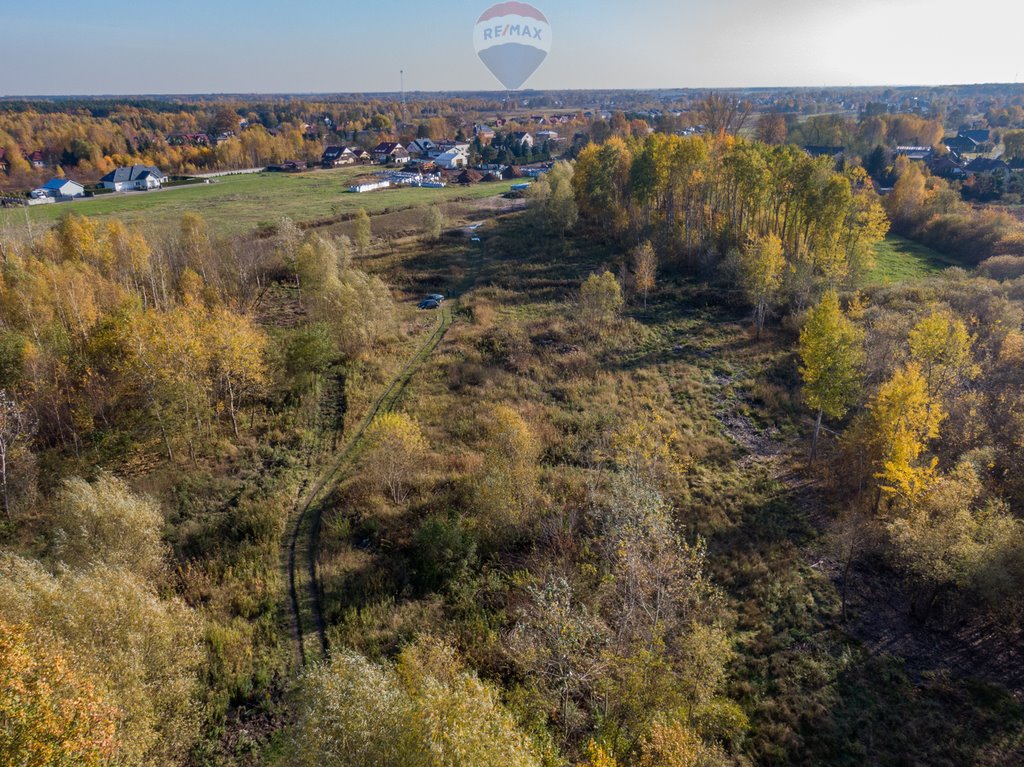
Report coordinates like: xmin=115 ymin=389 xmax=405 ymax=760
xmin=2 ymin=116 xmax=581 ymax=206
xmin=3 ymin=100 xmax=1023 ymax=208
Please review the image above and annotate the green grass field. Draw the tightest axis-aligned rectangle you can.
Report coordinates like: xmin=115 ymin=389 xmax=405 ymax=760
xmin=1 ymin=167 xmax=520 ymax=236
xmin=869 ymin=234 xmax=962 ymax=284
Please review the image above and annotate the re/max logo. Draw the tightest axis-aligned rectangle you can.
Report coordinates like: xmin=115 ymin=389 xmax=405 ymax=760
xmin=483 ymin=24 xmax=544 ymax=40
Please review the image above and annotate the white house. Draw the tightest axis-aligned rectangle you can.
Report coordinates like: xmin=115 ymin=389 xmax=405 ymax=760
xmin=99 ymin=165 xmax=167 ymax=192
xmin=33 ymin=178 xmax=85 ymax=200
xmin=512 ymin=132 xmax=535 ymax=148
xmin=435 ymin=147 xmax=470 ymax=170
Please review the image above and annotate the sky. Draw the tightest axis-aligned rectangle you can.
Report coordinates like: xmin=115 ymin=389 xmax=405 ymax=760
xmin=2 ymin=0 xmax=1023 ymax=95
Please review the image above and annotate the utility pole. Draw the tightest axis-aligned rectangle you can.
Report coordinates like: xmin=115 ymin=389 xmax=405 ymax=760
xmin=400 ymin=70 xmax=406 ymax=124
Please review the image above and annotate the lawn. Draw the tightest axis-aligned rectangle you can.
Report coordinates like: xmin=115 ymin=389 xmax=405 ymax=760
xmin=869 ymin=234 xmax=963 ymax=284
xmin=0 ymin=167 xmax=520 ymax=236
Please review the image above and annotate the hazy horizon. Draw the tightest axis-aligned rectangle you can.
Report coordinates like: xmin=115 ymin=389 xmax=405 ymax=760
xmin=3 ymin=0 xmax=1022 ymax=96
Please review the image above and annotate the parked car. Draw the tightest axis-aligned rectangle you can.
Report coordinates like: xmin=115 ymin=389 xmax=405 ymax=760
xmin=427 ymin=294 xmax=445 ymax=303
xmin=418 ymin=299 xmax=441 ymax=310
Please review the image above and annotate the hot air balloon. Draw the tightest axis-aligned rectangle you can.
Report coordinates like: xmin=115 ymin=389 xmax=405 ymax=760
xmin=473 ymin=2 xmax=551 ymax=91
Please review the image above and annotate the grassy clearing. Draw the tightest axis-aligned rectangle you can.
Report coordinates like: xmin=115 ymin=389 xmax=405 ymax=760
xmin=868 ymin=234 xmax=962 ymax=284
xmin=0 ymin=167 xmax=519 ymax=235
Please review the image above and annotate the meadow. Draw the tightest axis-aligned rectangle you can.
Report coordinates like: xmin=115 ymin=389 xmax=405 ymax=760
xmin=869 ymin=233 xmax=962 ymax=283
xmin=0 ymin=167 xmax=519 ymax=235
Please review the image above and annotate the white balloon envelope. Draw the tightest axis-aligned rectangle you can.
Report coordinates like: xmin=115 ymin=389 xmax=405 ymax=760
xmin=473 ymin=2 xmax=551 ymax=91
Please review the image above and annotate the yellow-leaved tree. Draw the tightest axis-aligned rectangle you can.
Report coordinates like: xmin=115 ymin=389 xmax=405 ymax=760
xmin=473 ymin=405 xmax=541 ymax=534
xmin=869 ymin=362 xmax=945 ymax=506
xmin=738 ymin=232 xmax=786 ymax=338
xmin=799 ymin=290 xmax=865 ymax=460
xmin=580 ymin=272 xmax=624 ymax=328
xmin=208 ymin=307 xmax=268 ymax=438
xmin=361 ymin=412 xmax=428 ymax=504
xmin=908 ymin=306 xmax=977 ymax=402
xmin=0 ymin=620 xmax=118 ymax=767
xmin=631 ymin=241 xmax=657 ymax=308
xmin=291 ymin=637 xmax=542 ymax=767
xmin=0 ymin=555 xmax=203 ymax=767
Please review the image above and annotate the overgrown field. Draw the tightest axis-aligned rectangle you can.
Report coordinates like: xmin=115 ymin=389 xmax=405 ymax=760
xmin=297 ymin=214 xmax=1024 ymax=766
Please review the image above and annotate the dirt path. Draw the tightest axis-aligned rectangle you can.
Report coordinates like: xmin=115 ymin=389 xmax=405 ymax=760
xmin=283 ymin=304 xmax=454 ymax=667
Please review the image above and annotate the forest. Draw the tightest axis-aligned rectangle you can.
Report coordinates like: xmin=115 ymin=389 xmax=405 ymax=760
xmin=2 ymin=89 xmax=1024 ymax=767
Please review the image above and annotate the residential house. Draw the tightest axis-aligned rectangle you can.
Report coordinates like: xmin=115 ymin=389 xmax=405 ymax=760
xmin=943 ymin=135 xmax=979 ymax=154
xmin=99 ymin=165 xmax=167 ymax=192
xmin=960 ymin=129 xmax=991 ymax=145
xmin=895 ymin=146 xmax=933 ymax=161
xmin=536 ymin=130 xmax=560 ymax=143
xmin=966 ymin=157 xmax=1011 ymax=174
xmin=347 ymin=147 xmax=371 ymax=163
xmin=929 ymin=154 xmax=967 ymax=179
xmin=25 ymin=150 xmax=46 ymax=169
xmin=322 ymin=146 xmax=356 ymax=167
xmin=32 ymin=178 xmax=85 ymax=200
xmin=474 ymin=125 xmax=496 ymax=144
xmin=511 ymin=132 xmax=534 ymax=149
xmin=372 ymin=142 xmax=411 ymax=164
xmin=407 ymin=138 xmax=437 ymax=158
xmin=0 ymin=148 xmax=7 ymax=173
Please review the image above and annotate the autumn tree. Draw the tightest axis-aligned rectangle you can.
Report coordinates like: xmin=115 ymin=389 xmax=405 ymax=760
xmin=908 ymin=306 xmax=976 ymax=402
xmin=294 ymin=232 xmax=342 ymax=306
xmin=422 ymin=206 xmax=445 ymax=242
xmin=799 ymin=291 xmax=865 ymax=460
xmin=755 ymin=112 xmax=789 ymax=145
xmin=631 ymin=241 xmax=657 ymax=308
xmin=884 ymin=156 xmax=928 ymax=228
xmin=869 ymin=362 xmax=945 ymax=506
xmin=699 ymin=93 xmax=753 ymax=136
xmin=886 ymin=455 xmax=1024 ymax=618
xmin=49 ymin=474 xmax=166 ymax=579
xmin=572 ymin=138 xmax=632 ymax=237
xmin=208 ymin=307 xmax=268 ymax=438
xmin=292 ymin=638 xmax=542 ymax=767
xmin=362 ymin=412 xmax=428 ymax=504
xmin=0 ymin=556 xmax=203 ymax=767
xmin=529 ymin=161 xmax=578 ymax=235
xmin=637 ymin=718 xmax=729 ymax=767
xmin=0 ymin=620 xmax=118 ymax=767
xmin=0 ymin=389 xmax=32 ymax=519
xmin=353 ymin=208 xmax=372 ymax=253
xmin=511 ymin=576 xmax=608 ymax=742
xmin=473 ymin=405 xmax=541 ymax=533
xmin=579 ymin=272 xmax=624 ymax=327
xmin=322 ymin=268 xmax=397 ymax=360
xmin=737 ymin=233 xmax=785 ymax=338
xmin=586 ymin=472 xmax=730 ymax=755
xmin=1002 ymin=130 xmax=1024 ymax=161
